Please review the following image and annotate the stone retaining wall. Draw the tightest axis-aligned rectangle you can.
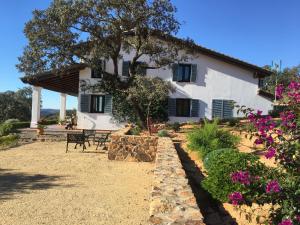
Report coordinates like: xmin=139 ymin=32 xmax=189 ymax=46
xmin=108 ymin=127 xmax=158 ymax=162
xmin=149 ymin=137 xmax=204 ymax=225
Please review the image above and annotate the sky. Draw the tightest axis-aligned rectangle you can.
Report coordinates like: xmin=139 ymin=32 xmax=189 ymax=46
xmin=0 ymin=0 xmax=299 ymax=109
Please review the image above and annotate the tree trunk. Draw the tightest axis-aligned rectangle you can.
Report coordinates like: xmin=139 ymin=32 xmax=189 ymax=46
xmin=131 ymin=100 xmax=147 ymax=129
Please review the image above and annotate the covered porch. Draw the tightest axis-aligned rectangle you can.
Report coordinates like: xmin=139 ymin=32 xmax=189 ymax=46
xmin=21 ymin=64 xmax=86 ymax=128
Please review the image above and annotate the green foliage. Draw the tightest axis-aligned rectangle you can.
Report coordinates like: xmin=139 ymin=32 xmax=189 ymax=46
xmin=203 ymin=148 xmax=236 ymax=171
xmin=4 ymin=119 xmax=20 ymax=124
xmin=0 ymin=135 xmax=19 ymax=149
xmin=0 ymin=123 xmax=14 ymax=136
xmin=38 ymin=119 xmax=58 ymax=125
xmin=0 ymin=87 xmax=32 ymax=122
xmin=10 ymin=122 xmax=30 ymax=130
xmin=201 ymin=149 xmax=262 ymax=202
xmin=128 ymin=127 xmax=142 ymax=136
xmin=157 ymin=129 xmax=169 ymax=137
xmin=113 ymin=77 xmax=173 ymax=128
xmin=262 ymin=64 xmax=300 ymax=94
xmin=187 ymin=120 xmax=240 ymax=159
xmin=170 ymin=122 xmax=180 ymax=132
xmin=18 ymin=0 xmax=180 ymax=128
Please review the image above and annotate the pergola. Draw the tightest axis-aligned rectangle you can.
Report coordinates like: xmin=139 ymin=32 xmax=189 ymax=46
xmin=20 ymin=64 xmax=87 ymax=128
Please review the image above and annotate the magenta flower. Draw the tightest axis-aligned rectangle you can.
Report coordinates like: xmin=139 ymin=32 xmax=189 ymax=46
xmin=231 ymin=171 xmax=251 ymax=185
xmin=296 ymin=215 xmax=300 ymax=222
xmin=265 ymin=147 xmax=276 ymax=159
xmin=276 ymin=84 xmax=284 ymax=99
xmin=266 ymin=180 xmax=281 ymax=193
xmin=278 ymin=219 xmax=293 ymax=225
xmin=228 ymin=192 xmax=243 ymax=206
xmin=254 ymin=138 xmax=264 ymax=145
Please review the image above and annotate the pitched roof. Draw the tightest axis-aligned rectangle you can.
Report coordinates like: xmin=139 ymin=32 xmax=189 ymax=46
xmin=150 ymin=31 xmax=272 ymax=77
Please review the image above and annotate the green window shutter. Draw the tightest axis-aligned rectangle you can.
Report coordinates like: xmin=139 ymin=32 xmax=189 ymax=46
xmin=122 ymin=61 xmax=130 ymax=77
xmin=212 ymin=99 xmax=223 ymax=119
xmin=168 ymin=98 xmax=176 ymax=116
xmin=223 ymin=100 xmax=233 ymax=119
xmin=190 ymin=64 xmax=197 ymax=82
xmin=80 ymin=94 xmax=90 ymax=113
xmin=104 ymin=95 xmax=112 ymax=113
xmin=172 ymin=64 xmax=179 ymax=81
xmin=191 ymin=99 xmax=199 ymax=117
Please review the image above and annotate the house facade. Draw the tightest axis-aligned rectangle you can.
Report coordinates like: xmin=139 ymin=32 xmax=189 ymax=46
xmin=22 ymin=37 xmax=274 ymax=130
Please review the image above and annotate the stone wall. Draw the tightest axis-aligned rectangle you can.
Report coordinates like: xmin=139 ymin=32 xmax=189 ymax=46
xmin=108 ymin=127 xmax=158 ymax=162
xmin=149 ymin=137 xmax=204 ymax=225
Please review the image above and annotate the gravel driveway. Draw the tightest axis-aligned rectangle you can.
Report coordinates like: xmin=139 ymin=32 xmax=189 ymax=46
xmin=0 ymin=142 xmax=153 ymax=225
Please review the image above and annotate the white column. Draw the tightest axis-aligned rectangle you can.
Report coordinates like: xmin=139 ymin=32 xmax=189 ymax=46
xmin=30 ymin=86 xmax=42 ymax=128
xmin=60 ymin=93 xmax=67 ymax=121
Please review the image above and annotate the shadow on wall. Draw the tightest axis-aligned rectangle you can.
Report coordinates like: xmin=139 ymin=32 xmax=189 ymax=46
xmin=171 ymin=87 xmax=208 ymax=119
xmin=174 ymin=143 xmax=238 ymax=225
xmin=0 ymin=168 xmax=73 ymax=201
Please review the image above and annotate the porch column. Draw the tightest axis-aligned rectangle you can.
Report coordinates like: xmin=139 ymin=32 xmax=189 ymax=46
xmin=60 ymin=93 xmax=67 ymax=121
xmin=30 ymin=86 xmax=42 ymax=128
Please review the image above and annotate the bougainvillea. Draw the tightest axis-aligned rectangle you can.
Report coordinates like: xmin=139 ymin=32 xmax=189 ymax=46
xmin=231 ymin=80 xmax=300 ymax=225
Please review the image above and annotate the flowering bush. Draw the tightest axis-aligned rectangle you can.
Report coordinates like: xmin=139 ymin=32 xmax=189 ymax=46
xmin=231 ymin=80 xmax=300 ymax=225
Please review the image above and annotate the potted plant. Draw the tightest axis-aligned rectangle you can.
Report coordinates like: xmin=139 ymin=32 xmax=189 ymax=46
xmin=37 ymin=121 xmax=47 ymax=135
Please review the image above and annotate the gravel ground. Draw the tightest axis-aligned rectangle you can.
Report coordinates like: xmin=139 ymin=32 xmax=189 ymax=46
xmin=0 ymin=142 xmax=153 ymax=225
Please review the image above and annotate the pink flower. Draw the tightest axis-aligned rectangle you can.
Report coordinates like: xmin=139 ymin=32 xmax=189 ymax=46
xmin=228 ymin=192 xmax=243 ymax=206
xmin=278 ymin=219 xmax=293 ymax=225
xmin=254 ymin=138 xmax=264 ymax=145
xmin=265 ymin=147 xmax=276 ymax=159
xmin=231 ymin=171 xmax=251 ymax=185
xmin=275 ymin=84 xmax=284 ymax=99
xmin=295 ymin=215 xmax=300 ymax=222
xmin=266 ymin=180 xmax=281 ymax=193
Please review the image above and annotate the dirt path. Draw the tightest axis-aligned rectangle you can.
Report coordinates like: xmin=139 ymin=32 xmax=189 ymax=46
xmin=0 ymin=142 xmax=153 ymax=225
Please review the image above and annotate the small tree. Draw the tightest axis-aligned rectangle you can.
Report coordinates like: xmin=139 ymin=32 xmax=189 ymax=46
xmin=126 ymin=76 xmax=174 ymax=130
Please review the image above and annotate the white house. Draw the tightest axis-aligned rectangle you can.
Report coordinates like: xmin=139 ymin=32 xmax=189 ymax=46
xmin=21 ymin=35 xmax=274 ymax=130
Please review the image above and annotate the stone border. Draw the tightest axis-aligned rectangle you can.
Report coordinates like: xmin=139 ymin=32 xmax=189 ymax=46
xmin=149 ymin=137 xmax=204 ymax=224
xmin=108 ymin=127 xmax=158 ymax=162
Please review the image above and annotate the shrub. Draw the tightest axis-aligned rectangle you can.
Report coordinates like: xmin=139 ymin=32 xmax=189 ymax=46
xmin=129 ymin=126 xmax=142 ymax=135
xmin=4 ymin=119 xmax=20 ymax=124
xmin=187 ymin=120 xmax=240 ymax=159
xmin=10 ymin=122 xmax=30 ymax=130
xmin=171 ymin=122 xmax=180 ymax=132
xmin=201 ymin=149 xmax=265 ymax=202
xmin=0 ymin=134 xmax=19 ymax=149
xmin=0 ymin=123 xmax=14 ymax=136
xmin=203 ymin=148 xmax=236 ymax=171
xmin=157 ymin=129 xmax=169 ymax=137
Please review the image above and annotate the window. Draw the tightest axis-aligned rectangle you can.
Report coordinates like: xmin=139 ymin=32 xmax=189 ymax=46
xmin=212 ymin=99 xmax=233 ymax=119
xmin=178 ymin=64 xmax=191 ymax=82
xmin=90 ymin=95 xmax=105 ymax=113
xmin=258 ymin=78 xmax=264 ymax=88
xmin=176 ymin=99 xmax=191 ymax=117
xmin=91 ymin=60 xmax=105 ymax=78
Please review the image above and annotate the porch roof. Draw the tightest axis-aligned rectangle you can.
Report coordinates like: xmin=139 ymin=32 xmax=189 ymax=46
xmin=20 ymin=64 xmax=87 ymax=96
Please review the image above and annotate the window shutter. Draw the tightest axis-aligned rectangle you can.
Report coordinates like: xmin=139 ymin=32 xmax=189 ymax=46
xmin=191 ymin=64 xmax=197 ymax=82
xmin=168 ymin=98 xmax=176 ymax=116
xmin=191 ymin=99 xmax=199 ymax=117
xmin=223 ymin=100 xmax=233 ymax=119
xmin=172 ymin=64 xmax=179 ymax=81
xmin=212 ymin=99 xmax=223 ymax=119
xmin=80 ymin=94 xmax=90 ymax=113
xmin=122 ymin=61 xmax=130 ymax=77
xmin=104 ymin=95 xmax=112 ymax=113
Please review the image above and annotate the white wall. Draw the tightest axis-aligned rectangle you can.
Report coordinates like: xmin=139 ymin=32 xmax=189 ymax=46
xmin=76 ymin=49 xmax=273 ymax=130
xmin=77 ymin=67 xmax=123 ymax=130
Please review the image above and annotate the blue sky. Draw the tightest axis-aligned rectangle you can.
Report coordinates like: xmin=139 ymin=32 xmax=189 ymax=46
xmin=0 ymin=0 xmax=299 ymax=109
